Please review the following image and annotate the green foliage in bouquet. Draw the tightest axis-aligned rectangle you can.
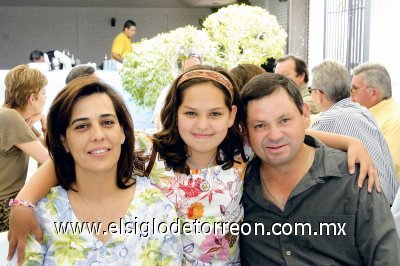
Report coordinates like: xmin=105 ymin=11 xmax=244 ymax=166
xmin=121 ymin=5 xmax=286 ymax=108
xmin=121 ymin=26 xmax=217 ymax=108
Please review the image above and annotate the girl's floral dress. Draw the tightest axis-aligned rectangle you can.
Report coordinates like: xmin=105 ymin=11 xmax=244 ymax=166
xmin=23 ymin=176 xmax=183 ymax=266
xmin=149 ymin=152 xmax=246 ymax=266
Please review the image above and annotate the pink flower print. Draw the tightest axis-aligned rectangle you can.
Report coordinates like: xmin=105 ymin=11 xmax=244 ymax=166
xmin=198 ymin=234 xmax=230 ymax=262
xmin=179 ymin=178 xmax=203 ymax=198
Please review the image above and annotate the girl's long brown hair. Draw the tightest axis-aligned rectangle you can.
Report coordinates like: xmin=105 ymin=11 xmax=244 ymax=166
xmin=153 ymin=65 xmax=247 ymax=175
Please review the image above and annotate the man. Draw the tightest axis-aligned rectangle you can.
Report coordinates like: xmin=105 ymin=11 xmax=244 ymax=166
xmin=65 ymin=65 xmax=96 ymax=84
xmin=310 ymin=61 xmax=398 ymax=204
xmin=29 ymin=50 xmax=46 ymax=62
xmin=111 ymin=20 xmax=136 ymax=63
xmin=28 ymin=50 xmax=52 ymax=71
xmin=240 ymin=73 xmax=400 ymax=265
xmin=351 ymin=63 xmax=400 ymax=183
xmin=275 ymin=54 xmax=319 ymax=114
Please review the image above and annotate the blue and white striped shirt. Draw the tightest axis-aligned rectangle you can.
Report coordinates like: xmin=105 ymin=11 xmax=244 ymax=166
xmin=311 ymin=98 xmax=399 ymax=204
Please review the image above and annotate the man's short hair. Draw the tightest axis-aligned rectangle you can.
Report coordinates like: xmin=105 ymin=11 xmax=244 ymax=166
xmin=65 ymin=65 xmax=95 ymax=84
xmin=352 ymin=62 xmax=392 ymax=99
xmin=241 ymin=73 xmax=304 ymax=116
xmin=123 ymin=20 xmax=136 ymax=30
xmin=276 ymin=54 xmax=309 ymax=83
xmin=29 ymin=50 xmax=44 ymax=62
xmin=311 ymin=60 xmax=350 ymax=103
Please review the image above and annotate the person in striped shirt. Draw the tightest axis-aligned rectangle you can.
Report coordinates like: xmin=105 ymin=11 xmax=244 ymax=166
xmin=310 ymin=60 xmax=398 ymax=205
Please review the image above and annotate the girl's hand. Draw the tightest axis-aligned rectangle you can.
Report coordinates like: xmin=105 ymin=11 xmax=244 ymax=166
xmin=347 ymin=139 xmax=381 ymax=192
xmin=7 ymin=206 xmax=43 ymax=264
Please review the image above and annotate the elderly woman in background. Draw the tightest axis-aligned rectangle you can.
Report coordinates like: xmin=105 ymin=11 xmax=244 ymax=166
xmin=0 ymin=65 xmax=49 ymax=232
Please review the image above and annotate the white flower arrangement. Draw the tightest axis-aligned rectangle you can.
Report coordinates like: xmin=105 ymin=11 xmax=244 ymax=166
xmin=121 ymin=4 xmax=287 ymax=108
xmin=203 ymin=4 xmax=287 ymax=69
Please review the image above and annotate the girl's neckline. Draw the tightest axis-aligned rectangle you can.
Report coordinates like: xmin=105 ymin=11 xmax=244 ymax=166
xmin=186 ymin=152 xmax=218 ymax=171
xmin=189 ymin=164 xmax=221 ymax=174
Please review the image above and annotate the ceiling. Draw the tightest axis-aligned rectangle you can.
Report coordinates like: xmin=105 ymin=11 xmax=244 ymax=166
xmin=0 ymin=0 xmax=237 ymax=8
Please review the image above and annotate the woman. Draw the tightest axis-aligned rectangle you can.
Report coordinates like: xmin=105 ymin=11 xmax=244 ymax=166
xmin=0 ymin=65 xmax=49 ymax=232
xmin=20 ymin=76 xmax=182 ymax=265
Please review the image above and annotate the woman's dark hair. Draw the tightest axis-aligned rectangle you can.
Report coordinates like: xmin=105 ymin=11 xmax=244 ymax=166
xmin=46 ymin=76 xmax=135 ymax=190
xmin=230 ymin=64 xmax=266 ymax=91
xmin=153 ymin=65 xmax=247 ymax=175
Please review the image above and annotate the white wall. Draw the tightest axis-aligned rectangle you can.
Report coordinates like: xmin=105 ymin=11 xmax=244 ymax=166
xmin=0 ymin=6 xmax=211 ymax=69
xmin=266 ymin=0 xmax=288 ymax=34
xmin=308 ymin=0 xmax=325 ymax=71
xmin=369 ymin=0 xmax=400 ymax=103
xmin=250 ymin=0 xmax=268 ymax=9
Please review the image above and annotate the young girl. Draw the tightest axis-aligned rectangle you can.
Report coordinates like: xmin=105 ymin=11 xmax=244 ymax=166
xmin=150 ymin=65 xmax=247 ymax=264
xmin=8 ymin=65 xmax=378 ymax=265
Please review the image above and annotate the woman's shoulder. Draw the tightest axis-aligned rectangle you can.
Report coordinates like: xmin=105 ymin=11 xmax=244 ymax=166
xmin=134 ymin=176 xmax=174 ymax=208
xmin=35 ymin=186 xmax=70 ymax=219
xmin=129 ymin=176 xmax=177 ymax=225
xmin=0 ymin=107 xmax=16 ymax=115
xmin=0 ymin=108 xmax=33 ymax=140
xmin=0 ymin=107 xmax=24 ymax=122
xmin=37 ymin=186 xmax=67 ymax=203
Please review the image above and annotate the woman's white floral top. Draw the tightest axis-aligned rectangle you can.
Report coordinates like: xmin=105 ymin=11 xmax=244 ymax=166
xmin=24 ymin=176 xmax=183 ymax=266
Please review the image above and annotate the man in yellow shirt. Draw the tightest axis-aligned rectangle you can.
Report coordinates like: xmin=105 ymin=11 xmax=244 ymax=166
xmin=351 ymin=63 xmax=400 ymax=182
xmin=111 ymin=20 xmax=136 ymax=63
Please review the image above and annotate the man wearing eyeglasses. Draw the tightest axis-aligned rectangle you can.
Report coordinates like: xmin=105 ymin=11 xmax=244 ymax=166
xmin=351 ymin=63 xmax=400 ymax=184
xmin=309 ymin=60 xmax=398 ymax=205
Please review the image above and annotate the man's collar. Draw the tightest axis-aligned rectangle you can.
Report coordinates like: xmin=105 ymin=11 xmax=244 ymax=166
xmin=369 ymin=97 xmax=394 ymax=113
xmin=304 ymin=135 xmax=343 ymax=179
xmin=245 ymin=136 xmax=344 ymax=193
xmin=244 ymin=135 xmax=347 ymax=213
